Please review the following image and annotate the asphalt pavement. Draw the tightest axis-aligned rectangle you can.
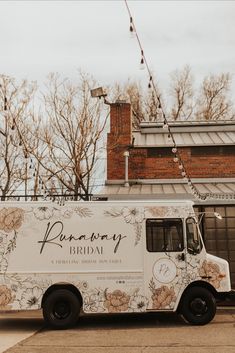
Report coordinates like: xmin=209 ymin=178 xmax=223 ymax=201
xmin=1 ymin=308 xmax=235 ymax=353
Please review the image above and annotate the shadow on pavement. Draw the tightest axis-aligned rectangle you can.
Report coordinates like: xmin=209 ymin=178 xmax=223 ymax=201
xmin=1 ymin=309 xmax=234 ymax=332
xmin=67 ymin=312 xmax=186 ymax=331
xmin=0 ymin=317 xmax=44 ymax=332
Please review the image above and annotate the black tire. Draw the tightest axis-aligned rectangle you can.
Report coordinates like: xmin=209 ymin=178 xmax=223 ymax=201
xmin=180 ymin=286 xmax=216 ymax=325
xmin=43 ymin=289 xmax=81 ymax=329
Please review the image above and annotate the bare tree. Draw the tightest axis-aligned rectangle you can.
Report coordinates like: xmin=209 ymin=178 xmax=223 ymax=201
xmin=111 ymin=78 xmax=163 ymax=128
xmin=170 ymin=65 xmax=194 ymax=121
xmin=0 ymin=75 xmax=36 ymax=200
xmin=30 ymin=72 xmax=107 ymax=200
xmin=195 ymin=73 xmax=235 ymax=120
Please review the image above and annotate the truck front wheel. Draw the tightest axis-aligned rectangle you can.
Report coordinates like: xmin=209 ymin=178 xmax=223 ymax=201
xmin=180 ymin=287 xmax=216 ymax=325
xmin=43 ymin=289 xmax=81 ymax=329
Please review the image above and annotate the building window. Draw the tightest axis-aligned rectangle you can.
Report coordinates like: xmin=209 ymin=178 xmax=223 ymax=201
xmin=146 ymin=218 xmax=184 ymax=252
xmin=191 ymin=146 xmax=235 ymax=157
xmin=147 ymin=147 xmax=172 ymax=158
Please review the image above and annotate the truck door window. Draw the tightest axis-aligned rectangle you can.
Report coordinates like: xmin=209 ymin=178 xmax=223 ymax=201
xmin=146 ymin=218 xmax=184 ymax=252
xmin=186 ymin=217 xmax=202 ymax=255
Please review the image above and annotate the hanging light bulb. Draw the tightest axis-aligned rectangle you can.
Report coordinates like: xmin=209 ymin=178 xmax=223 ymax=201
xmin=172 ymin=147 xmax=177 ymax=153
xmin=129 ymin=17 xmax=136 ymax=38
xmin=148 ymin=76 xmax=153 ymax=89
xmin=173 ymin=156 xmax=178 ymax=163
xmin=140 ymin=50 xmax=145 ymax=70
xmin=163 ymin=120 xmax=168 ymax=129
xmin=4 ymin=97 xmax=7 ymax=111
xmin=178 ymin=164 xmax=183 ymax=170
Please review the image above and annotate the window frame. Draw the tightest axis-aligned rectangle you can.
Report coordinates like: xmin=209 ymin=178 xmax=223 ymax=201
xmin=186 ymin=217 xmax=203 ymax=255
xmin=146 ymin=218 xmax=184 ymax=253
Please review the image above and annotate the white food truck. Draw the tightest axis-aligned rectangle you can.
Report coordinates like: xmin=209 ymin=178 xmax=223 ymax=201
xmin=0 ymin=200 xmax=232 ymax=329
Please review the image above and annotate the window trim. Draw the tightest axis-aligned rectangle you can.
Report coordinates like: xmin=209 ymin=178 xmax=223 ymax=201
xmin=186 ymin=217 xmax=203 ymax=255
xmin=146 ymin=218 xmax=184 ymax=253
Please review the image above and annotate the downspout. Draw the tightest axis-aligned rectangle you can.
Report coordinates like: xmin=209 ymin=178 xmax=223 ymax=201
xmin=123 ymin=151 xmax=130 ymax=187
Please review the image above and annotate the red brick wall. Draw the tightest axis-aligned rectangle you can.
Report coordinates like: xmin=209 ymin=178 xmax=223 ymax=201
xmin=107 ymin=103 xmax=235 ymax=180
xmin=107 ymin=103 xmax=132 ymax=180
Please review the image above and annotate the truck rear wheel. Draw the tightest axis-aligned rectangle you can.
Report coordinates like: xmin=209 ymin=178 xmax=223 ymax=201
xmin=180 ymin=286 xmax=216 ymax=325
xmin=43 ymin=289 xmax=81 ymax=329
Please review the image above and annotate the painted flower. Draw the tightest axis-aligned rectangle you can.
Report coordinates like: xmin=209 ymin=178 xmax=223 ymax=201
xmin=0 ymin=237 xmax=6 ymax=256
xmin=199 ymin=260 xmax=225 ymax=289
xmin=33 ymin=207 xmax=53 ymax=221
xmin=129 ymin=295 xmax=149 ymax=312
xmin=83 ymin=290 xmax=105 ymax=313
xmin=74 ymin=207 xmax=93 ymax=218
xmin=146 ymin=207 xmax=167 ymax=218
xmin=151 ymin=285 xmax=176 ymax=310
xmin=80 ymin=281 xmax=89 ymax=291
xmin=20 ymin=286 xmax=43 ymax=309
xmin=0 ymin=254 xmax=8 ymax=273
xmin=122 ymin=207 xmax=145 ymax=224
xmin=177 ymin=270 xmax=197 ymax=286
xmin=104 ymin=289 xmax=130 ymax=313
xmin=0 ymin=285 xmax=13 ymax=307
xmin=61 ymin=209 xmax=73 ymax=219
xmin=0 ymin=233 xmax=7 ymax=248
xmin=0 ymin=208 xmax=24 ymax=233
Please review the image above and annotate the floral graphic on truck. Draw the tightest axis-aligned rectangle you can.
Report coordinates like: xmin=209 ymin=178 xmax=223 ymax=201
xmin=0 ymin=208 xmax=25 ymax=256
xmin=104 ymin=205 xmax=192 ymax=246
xmin=0 ymin=208 xmax=25 ymax=233
xmin=104 ymin=289 xmax=130 ymax=313
xmin=0 ymin=285 xmax=14 ymax=309
xmin=82 ymin=287 xmax=149 ymax=314
xmin=149 ymin=278 xmax=176 ymax=310
xmin=129 ymin=294 xmax=149 ymax=312
xmin=199 ymin=260 xmax=226 ymax=289
xmin=19 ymin=286 xmax=44 ymax=309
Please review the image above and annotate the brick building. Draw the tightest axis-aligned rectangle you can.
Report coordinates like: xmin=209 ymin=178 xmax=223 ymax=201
xmin=100 ymin=101 xmax=235 ymax=287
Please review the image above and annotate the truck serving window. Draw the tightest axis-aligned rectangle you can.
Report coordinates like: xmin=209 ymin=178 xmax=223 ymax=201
xmin=146 ymin=218 xmax=184 ymax=252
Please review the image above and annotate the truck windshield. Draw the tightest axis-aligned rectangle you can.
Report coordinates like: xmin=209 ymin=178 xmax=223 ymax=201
xmin=186 ymin=217 xmax=203 ymax=255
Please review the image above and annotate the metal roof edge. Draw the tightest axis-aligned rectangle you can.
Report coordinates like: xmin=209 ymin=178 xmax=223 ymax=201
xmin=105 ymin=178 xmax=235 ymax=185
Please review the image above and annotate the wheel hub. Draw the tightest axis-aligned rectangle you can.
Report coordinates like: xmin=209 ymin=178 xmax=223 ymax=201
xmin=54 ymin=301 xmax=70 ymax=319
xmin=190 ymin=297 xmax=208 ymax=315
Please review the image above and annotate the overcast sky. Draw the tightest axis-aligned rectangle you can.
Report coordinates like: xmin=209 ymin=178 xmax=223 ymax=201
xmin=1 ymin=0 xmax=235 ymax=98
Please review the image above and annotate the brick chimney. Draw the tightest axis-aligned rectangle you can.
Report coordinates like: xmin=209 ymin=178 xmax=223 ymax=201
xmin=107 ymin=102 xmax=132 ymax=180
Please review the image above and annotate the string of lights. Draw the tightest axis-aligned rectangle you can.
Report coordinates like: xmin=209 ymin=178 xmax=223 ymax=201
xmin=1 ymin=101 xmax=63 ymax=202
xmin=124 ymin=0 xmax=235 ymax=202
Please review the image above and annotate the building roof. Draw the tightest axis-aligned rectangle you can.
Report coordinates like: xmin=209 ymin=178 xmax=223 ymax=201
xmin=97 ymin=179 xmax=235 ymax=205
xmin=133 ymin=121 xmax=235 ymax=147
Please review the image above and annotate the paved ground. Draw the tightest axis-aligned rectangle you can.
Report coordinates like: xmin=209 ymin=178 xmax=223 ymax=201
xmin=0 ymin=310 xmax=42 ymax=353
xmin=1 ymin=308 xmax=235 ymax=353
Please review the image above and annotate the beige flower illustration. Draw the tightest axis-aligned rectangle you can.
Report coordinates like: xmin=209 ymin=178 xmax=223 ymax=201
xmin=199 ymin=260 xmax=225 ymax=289
xmin=129 ymin=295 xmax=149 ymax=312
xmin=104 ymin=289 xmax=130 ymax=313
xmin=20 ymin=286 xmax=43 ymax=309
xmin=151 ymin=285 xmax=176 ymax=309
xmin=147 ymin=207 xmax=167 ymax=218
xmin=0 ymin=285 xmax=13 ymax=307
xmin=0 ymin=208 xmax=24 ymax=233
xmin=33 ymin=207 xmax=53 ymax=220
xmin=122 ymin=207 xmax=145 ymax=224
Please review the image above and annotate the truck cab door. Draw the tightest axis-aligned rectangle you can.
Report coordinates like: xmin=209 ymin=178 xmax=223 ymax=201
xmin=144 ymin=218 xmax=186 ymax=311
